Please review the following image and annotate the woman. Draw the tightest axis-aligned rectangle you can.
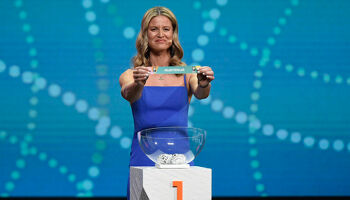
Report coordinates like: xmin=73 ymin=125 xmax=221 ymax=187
xmin=119 ymin=6 xmax=214 ymax=198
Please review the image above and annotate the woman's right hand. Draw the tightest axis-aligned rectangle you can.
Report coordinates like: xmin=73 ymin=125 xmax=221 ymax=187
xmin=133 ymin=66 xmax=151 ymax=85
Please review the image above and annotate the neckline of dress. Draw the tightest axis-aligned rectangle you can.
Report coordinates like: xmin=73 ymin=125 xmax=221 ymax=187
xmin=144 ymin=86 xmax=186 ymax=88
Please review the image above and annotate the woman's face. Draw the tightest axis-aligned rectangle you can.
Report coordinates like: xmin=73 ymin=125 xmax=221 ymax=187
xmin=147 ymin=15 xmax=173 ymax=53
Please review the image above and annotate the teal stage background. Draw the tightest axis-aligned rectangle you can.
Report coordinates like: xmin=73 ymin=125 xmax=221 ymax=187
xmin=1 ymin=0 xmax=350 ymax=197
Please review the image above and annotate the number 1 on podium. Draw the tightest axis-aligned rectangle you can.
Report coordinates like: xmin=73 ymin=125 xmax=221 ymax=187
xmin=172 ymin=181 xmax=183 ymax=200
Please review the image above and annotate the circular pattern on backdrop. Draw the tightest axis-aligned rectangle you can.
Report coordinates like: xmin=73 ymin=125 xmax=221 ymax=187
xmin=48 ymin=84 xmax=61 ymax=97
xmin=76 ymin=100 xmax=89 ymax=113
xmin=89 ymin=24 xmax=100 ymax=35
xmin=123 ymin=27 xmax=135 ymax=39
xmin=203 ymin=21 xmax=216 ymax=33
xmin=197 ymin=35 xmax=209 ymax=46
xmin=63 ymin=92 xmax=76 ymax=106
xmin=192 ymin=49 xmax=205 ymax=61
xmin=9 ymin=66 xmax=21 ymax=78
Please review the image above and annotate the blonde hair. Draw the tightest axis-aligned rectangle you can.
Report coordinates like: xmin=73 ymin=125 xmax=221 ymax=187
xmin=132 ymin=6 xmax=185 ymax=67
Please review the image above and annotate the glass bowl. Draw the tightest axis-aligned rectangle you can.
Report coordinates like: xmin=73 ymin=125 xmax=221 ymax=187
xmin=137 ymin=127 xmax=206 ymax=168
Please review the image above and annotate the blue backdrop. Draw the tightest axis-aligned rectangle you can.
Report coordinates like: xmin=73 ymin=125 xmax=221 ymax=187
xmin=1 ymin=0 xmax=350 ymax=197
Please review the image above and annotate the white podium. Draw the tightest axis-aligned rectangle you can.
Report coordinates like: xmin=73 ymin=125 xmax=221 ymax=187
xmin=130 ymin=166 xmax=212 ymax=200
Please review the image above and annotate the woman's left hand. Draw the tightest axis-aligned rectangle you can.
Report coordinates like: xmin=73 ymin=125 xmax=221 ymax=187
xmin=197 ymin=66 xmax=215 ymax=88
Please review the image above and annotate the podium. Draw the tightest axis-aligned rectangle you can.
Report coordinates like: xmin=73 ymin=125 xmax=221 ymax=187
xmin=130 ymin=166 xmax=212 ymax=200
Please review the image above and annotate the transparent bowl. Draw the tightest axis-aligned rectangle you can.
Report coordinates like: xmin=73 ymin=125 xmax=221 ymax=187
xmin=137 ymin=127 xmax=206 ymax=168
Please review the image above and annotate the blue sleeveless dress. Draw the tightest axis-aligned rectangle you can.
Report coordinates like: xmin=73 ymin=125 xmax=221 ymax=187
xmin=127 ymin=75 xmax=191 ymax=198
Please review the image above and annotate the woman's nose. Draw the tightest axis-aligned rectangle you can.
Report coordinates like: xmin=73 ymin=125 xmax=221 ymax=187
xmin=158 ymin=30 xmax=164 ymax=37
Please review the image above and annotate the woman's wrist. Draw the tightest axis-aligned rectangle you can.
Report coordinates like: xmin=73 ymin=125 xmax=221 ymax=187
xmin=198 ymin=82 xmax=210 ymax=88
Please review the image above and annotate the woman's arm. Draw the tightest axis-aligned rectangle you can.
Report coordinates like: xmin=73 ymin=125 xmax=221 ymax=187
xmin=119 ymin=66 xmax=151 ymax=103
xmin=189 ymin=66 xmax=215 ymax=99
